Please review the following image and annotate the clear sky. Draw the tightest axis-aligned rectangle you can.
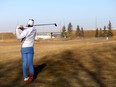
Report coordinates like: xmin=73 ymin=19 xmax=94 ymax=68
xmin=0 ymin=0 xmax=116 ymax=32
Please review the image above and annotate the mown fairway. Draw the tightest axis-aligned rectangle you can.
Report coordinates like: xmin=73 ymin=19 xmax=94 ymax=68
xmin=0 ymin=39 xmax=116 ymax=87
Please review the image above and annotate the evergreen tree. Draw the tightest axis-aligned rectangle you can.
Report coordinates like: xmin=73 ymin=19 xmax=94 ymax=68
xmin=75 ymin=25 xmax=80 ymax=37
xmin=61 ymin=25 xmax=67 ymax=38
xmin=95 ymin=28 xmax=99 ymax=38
xmin=102 ymin=26 xmax=107 ymax=37
xmin=67 ymin=22 xmax=73 ymax=39
xmin=108 ymin=21 xmax=111 ymax=29
xmin=81 ymin=27 xmax=84 ymax=37
xmin=107 ymin=21 xmax=113 ymax=37
xmin=99 ymin=28 xmax=103 ymax=37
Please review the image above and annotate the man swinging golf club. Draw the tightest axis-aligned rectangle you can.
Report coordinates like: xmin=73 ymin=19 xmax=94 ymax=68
xmin=16 ymin=19 xmax=36 ymax=83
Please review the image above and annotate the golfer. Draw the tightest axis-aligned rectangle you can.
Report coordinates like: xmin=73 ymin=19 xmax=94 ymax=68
xmin=16 ymin=19 xmax=36 ymax=83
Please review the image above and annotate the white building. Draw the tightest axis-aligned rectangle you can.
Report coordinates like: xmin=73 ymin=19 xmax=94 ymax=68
xmin=35 ymin=33 xmax=55 ymax=40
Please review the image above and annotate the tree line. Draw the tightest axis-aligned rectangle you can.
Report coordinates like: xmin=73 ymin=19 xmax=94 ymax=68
xmin=61 ymin=22 xmax=84 ymax=40
xmin=95 ymin=21 xmax=113 ymax=39
xmin=61 ymin=21 xmax=113 ymax=40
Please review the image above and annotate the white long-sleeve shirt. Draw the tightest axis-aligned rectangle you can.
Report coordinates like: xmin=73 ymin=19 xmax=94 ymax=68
xmin=16 ymin=27 xmax=36 ymax=48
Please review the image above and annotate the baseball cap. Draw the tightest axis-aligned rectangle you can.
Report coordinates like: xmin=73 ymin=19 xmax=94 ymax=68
xmin=27 ymin=19 xmax=34 ymax=26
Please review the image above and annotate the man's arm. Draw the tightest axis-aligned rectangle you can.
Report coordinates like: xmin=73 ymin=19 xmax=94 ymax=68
xmin=16 ymin=25 xmax=27 ymax=39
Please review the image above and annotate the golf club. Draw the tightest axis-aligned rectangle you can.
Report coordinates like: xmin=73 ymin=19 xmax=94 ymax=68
xmin=19 ymin=23 xmax=57 ymax=30
xmin=34 ymin=23 xmax=57 ymax=27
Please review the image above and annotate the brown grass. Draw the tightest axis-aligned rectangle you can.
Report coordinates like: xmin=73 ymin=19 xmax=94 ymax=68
xmin=0 ymin=32 xmax=15 ymax=40
xmin=0 ymin=39 xmax=116 ymax=87
xmin=0 ymin=29 xmax=116 ymax=40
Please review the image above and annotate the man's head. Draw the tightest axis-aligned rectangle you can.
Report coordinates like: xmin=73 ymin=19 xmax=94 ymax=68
xmin=27 ymin=19 xmax=34 ymax=27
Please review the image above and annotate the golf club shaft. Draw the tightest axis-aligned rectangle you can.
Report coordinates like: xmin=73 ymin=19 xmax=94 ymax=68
xmin=20 ymin=23 xmax=57 ymax=30
xmin=34 ymin=23 xmax=56 ymax=26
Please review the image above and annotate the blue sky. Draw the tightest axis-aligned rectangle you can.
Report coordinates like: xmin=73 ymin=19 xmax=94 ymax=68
xmin=0 ymin=0 xmax=116 ymax=32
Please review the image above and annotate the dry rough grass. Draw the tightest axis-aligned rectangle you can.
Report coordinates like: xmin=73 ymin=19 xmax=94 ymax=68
xmin=0 ymin=32 xmax=15 ymax=40
xmin=0 ymin=39 xmax=116 ymax=87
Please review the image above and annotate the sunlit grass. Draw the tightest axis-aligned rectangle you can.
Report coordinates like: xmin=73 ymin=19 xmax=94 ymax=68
xmin=0 ymin=39 xmax=116 ymax=87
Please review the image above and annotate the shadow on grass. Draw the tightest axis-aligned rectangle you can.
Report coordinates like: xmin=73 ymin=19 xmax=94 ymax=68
xmin=34 ymin=50 xmax=107 ymax=87
xmin=0 ymin=60 xmax=46 ymax=87
xmin=33 ymin=63 xmax=46 ymax=81
xmin=0 ymin=47 xmax=116 ymax=87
